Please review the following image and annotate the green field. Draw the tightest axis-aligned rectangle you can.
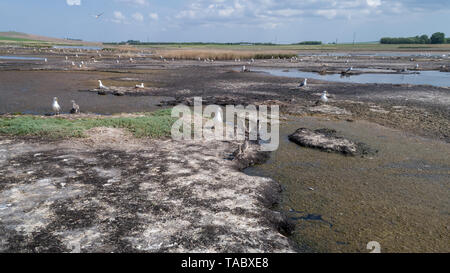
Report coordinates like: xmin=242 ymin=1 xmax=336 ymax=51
xmin=0 ymin=109 xmax=176 ymax=139
xmin=0 ymin=36 xmax=38 ymax=42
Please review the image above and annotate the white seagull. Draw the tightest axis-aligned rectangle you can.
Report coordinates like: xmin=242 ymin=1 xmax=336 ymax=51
xmin=93 ymin=12 xmax=104 ymax=19
xmin=52 ymin=97 xmax=61 ymax=115
xmin=299 ymin=78 xmax=307 ymax=88
xmin=98 ymin=80 xmax=108 ymax=90
xmin=320 ymin=91 xmax=329 ymax=103
xmin=135 ymin=83 xmax=145 ymax=89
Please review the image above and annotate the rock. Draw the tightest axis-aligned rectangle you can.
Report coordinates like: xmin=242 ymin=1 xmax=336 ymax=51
xmin=288 ymin=128 xmax=377 ymax=156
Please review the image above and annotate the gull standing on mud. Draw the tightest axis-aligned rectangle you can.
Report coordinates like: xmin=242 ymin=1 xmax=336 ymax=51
xmin=135 ymin=83 xmax=145 ymax=89
xmin=70 ymin=100 xmax=80 ymax=114
xmin=98 ymin=80 xmax=108 ymax=90
xmin=320 ymin=91 xmax=329 ymax=103
xmin=299 ymin=78 xmax=307 ymax=88
xmin=52 ymin=97 xmax=61 ymax=115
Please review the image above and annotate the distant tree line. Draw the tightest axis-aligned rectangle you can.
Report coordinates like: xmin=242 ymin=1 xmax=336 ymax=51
xmin=295 ymin=41 xmax=322 ymax=45
xmin=380 ymin=32 xmax=449 ymax=44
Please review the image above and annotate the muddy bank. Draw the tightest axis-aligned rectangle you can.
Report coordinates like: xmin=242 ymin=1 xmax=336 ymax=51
xmin=0 ymin=129 xmax=296 ymax=253
xmin=1 ymin=49 xmax=449 ymax=143
xmin=245 ymin=116 xmax=450 ymax=253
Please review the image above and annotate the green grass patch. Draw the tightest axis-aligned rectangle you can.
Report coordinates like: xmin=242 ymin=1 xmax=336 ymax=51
xmin=0 ymin=109 xmax=176 ymax=139
xmin=0 ymin=36 xmax=38 ymax=42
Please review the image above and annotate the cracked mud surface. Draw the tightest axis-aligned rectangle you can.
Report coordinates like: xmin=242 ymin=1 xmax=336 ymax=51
xmin=0 ymin=130 xmax=295 ymax=253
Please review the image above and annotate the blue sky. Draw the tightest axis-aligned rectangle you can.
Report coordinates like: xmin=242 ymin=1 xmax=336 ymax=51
xmin=0 ymin=0 xmax=449 ymax=43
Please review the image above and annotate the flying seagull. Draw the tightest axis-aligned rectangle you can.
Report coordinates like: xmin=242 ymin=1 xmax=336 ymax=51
xmin=93 ymin=12 xmax=104 ymax=19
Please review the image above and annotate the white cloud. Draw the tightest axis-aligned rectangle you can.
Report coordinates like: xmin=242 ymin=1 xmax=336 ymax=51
xmin=66 ymin=0 xmax=81 ymax=6
xmin=367 ymin=0 xmax=382 ymax=8
xmin=112 ymin=11 xmax=127 ymax=23
xmin=149 ymin=13 xmax=159 ymax=20
xmin=132 ymin=12 xmax=144 ymax=22
xmin=116 ymin=0 xmax=149 ymax=6
xmin=316 ymin=9 xmax=338 ymax=19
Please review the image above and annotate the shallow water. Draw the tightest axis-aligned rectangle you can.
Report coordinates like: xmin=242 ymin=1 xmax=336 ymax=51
xmin=255 ymin=68 xmax=450 ymax=87
xmin=0 ymin=56 xmax=45 ymax=61
xmin=298 ymin=52 xmax=449 ymax=58
xmin=245 ymin=116 xmax=450 ymax=252
xmin=0 ymin=71 xmax=170 ymax=115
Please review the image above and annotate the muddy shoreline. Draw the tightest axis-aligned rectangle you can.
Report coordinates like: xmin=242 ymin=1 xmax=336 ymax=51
xmin=1 ymin=47 xmax=449 ymax=252
xmin=0 ymin=131 xmax=298 ymax=253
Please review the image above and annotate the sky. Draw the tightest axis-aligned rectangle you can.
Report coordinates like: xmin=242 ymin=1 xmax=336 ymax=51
xmin=0 ymin=0 xmax=449 ymax=43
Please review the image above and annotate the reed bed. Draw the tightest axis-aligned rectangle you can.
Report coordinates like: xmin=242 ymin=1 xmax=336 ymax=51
xmin=155 ymin=49 xmax=298 ymax=60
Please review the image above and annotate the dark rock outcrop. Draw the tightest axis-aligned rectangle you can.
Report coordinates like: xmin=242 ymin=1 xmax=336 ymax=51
xmin=288 ymin=128 xmax=377 ymax=157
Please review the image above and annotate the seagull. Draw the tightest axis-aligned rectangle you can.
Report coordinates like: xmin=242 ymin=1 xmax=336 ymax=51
xmin=135 ymin=83 xmax=145 ymax=89
xmin=52 ymin=97 xmax=61 ymax=115
xmin=415 ymin=64 xmax=419 ymax=69
xmin=320 ymin=91 xmax=329 ymax=103
xmin=70 ymin=100 xmax=80 ymax=114
xmin=299 ymin=78 xmax=307 ymax=88
xmin=44 ymin=58 xmax=48 ymax=63
xmin=98 ymin=80 xmax=108 ymax=90
xmin=93 ymin=12 xmax=104 ymax=19
xmin=71 ymin=61 xmax=75 ymax=66
xmin=345 ymin=67 xmax=353 ymax=73
xmin=242 ymin=65 xmax=247 ymax=72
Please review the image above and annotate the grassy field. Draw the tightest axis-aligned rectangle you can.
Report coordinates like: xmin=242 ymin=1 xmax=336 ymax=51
xmin=0 ymin=36 xmax=38 ymax=42
xmin=0 ymin=109 xmax=176 ymax=139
